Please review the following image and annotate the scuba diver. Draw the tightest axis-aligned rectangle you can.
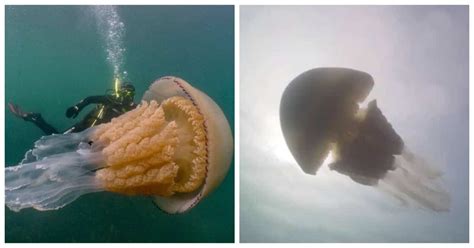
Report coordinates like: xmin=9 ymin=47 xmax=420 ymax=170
xmin=8 ymin=83 xmax=137 ymax=135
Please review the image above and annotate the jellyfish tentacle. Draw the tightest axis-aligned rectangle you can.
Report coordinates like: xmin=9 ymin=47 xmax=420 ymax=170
xmin=27 ymin=128 xmax=96 ymax=162
xmin=6 ymin=149 xmax=104 ymax=212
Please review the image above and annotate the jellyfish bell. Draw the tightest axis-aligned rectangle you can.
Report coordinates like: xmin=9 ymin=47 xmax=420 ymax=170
xmin=5 ymin=76 xmax=233 ymax=214
xmin=142 ymin=76 xmax=233 ymax=213
xmin=280 ymin=67 xmax=374 ymax=174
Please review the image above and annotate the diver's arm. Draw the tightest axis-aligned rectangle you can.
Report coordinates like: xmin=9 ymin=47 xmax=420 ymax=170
xmin=66 ymin=95 xmax=111 ymax=118
xmin=76 ymin=96 xmax=111 ymax=108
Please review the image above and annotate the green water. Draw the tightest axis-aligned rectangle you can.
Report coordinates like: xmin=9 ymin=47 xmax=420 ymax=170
xmin=5 ymin=5 xmax=234 ymax=243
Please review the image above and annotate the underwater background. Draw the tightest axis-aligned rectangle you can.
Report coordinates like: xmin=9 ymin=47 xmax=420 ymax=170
xmin=5 ymin=5 xmax=234 ymax=242
xmin=240 ymin=5 xmax=468 ymax=242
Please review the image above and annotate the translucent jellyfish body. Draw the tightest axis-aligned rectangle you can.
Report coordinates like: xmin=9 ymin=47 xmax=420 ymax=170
xmin=6 ymin=76 xmax=233 ymax=213
xmin=280 ymin=68 xmax=450 ymax=211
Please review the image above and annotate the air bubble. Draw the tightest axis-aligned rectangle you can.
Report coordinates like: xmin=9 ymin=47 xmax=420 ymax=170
xmin=91 ymin=6 xmax=126 ymax=77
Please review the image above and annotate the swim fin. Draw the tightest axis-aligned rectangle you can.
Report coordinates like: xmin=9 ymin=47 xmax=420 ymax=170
xmin=8 ymin=102 xmax=29 ymax=119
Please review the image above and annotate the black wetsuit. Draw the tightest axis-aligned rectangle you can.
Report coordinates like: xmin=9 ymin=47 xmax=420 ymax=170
xmin=29 ymin=95 xmax=136 ymax=135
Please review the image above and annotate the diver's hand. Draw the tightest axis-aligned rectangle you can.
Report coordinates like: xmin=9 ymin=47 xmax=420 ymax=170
xmin=66 ymin=106 xmax=80 ymax=118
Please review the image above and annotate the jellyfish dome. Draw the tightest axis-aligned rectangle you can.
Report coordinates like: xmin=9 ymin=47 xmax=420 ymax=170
xmin=6 ymin=76 xmax=233 ymax=214
xmin=280 ymin=68 xmax=375 ymax=175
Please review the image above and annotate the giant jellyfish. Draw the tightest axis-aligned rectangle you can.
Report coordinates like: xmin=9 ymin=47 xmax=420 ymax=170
xmin=6 ymin=76 xmax=233 ymax=214
xmin=280 ymin=68 xmax=450 ymax=211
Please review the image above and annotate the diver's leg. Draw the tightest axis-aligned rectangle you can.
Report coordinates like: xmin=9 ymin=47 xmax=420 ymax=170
xmin=25 ymin=113 xmax=59 ymax=135
xmin=8 ymin=103 xmax=59 ymax=135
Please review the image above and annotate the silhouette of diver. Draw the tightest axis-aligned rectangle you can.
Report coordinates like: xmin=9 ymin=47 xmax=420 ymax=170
xmin=8 ymin=83 xmax=137 ymax=135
